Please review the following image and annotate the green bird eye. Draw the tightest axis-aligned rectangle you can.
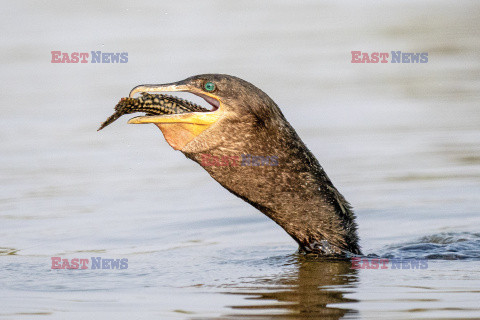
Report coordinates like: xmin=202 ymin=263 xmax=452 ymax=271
xmin=204 ymin=81 xmax=216 ymax=92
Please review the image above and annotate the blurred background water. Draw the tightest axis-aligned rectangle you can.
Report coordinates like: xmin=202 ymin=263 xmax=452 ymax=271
xmin=1 ymin=0 xmax=480 ymax=319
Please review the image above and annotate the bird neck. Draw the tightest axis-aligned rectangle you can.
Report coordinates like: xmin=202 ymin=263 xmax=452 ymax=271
xmin=181 ymin=115 xmax=360 ymax=256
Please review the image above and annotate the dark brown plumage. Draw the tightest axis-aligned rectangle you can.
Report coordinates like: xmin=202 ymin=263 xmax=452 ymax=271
xmin=124 ymin=74 xmax=361 ymax=256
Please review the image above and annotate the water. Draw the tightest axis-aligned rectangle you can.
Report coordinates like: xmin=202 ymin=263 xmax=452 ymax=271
xmin=1 ymin=0 xmax=480 ymax=319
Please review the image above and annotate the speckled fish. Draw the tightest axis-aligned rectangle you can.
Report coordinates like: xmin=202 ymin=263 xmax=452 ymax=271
xmin=98 ymin=93 xmax=209 ymax=131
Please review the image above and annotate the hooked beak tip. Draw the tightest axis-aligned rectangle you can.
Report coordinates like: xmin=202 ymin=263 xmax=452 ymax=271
xmin=129 ymin=85 xmax=145 ymax=98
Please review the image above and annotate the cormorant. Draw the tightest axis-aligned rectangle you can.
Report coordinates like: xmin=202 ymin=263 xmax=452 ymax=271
xmin=127 ymin=74 xmax=361 ymax=256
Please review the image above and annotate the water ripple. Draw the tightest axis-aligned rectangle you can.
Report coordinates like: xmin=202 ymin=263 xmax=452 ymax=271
xmin=379 ymin=232 xmax=480 ymax=260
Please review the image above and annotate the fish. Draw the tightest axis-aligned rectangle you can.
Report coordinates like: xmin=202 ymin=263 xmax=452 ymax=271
xmin=98 ymin=93 xmax=209 ymax=131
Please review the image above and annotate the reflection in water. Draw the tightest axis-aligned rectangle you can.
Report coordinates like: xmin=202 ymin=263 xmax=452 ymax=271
xmin=222 ymin=256 xmax=358 ymax=319
xmin=1 ymin=0 xmax=479 ymax=318
xmin=215 ymin=232 xmax=480 ymax=319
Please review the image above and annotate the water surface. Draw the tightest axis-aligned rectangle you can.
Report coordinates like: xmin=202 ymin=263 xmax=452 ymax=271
xmin=1 ymin=1 xmax=480 ymax=319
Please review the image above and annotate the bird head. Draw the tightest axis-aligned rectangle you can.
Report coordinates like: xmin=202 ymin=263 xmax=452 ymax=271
xmin=128 ymin=74 xmax=285 ymax=151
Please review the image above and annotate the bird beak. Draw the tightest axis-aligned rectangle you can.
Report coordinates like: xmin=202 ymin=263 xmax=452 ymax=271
xmin=127 ymin=82 xmax=222 ymax=125
xmin=126 ymin=81 xmax=223 ymax=150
